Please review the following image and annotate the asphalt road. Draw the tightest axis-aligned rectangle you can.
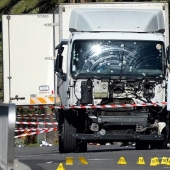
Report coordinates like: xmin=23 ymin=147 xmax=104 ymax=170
xmin=15 ymin=144 xmax=170 ymax=170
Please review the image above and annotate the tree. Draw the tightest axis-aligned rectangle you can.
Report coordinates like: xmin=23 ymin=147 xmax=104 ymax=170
xmin=10 ymin=0 xmax=62 ymax=14
xmin=0 ymin=0 xmax=11 ymax=13
xmin=0 ymin=0 xmax=62 ymax=15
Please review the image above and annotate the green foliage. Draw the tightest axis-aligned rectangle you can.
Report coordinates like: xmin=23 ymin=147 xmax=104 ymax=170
xmin=31 ymin=7 xmax=40 ymax=14
xmin=15 ymin=136 xmax=38 ymax=146
xmin=15 ymin=138 xmax=25 ymax=146
xmin=0 ymin=0 xmax=11 ymax=11
xmin=10 ymin=0 xmax=39 ymax=14
xmin=24 ymin=135 xmax=37 ymax=145
xmin=28 ymin=143 xmax=40 ymax=147
xmin=10 ymin=0 xmax=61 ymax=14
xmin=0 ymin=0 xmax=63 ymax=15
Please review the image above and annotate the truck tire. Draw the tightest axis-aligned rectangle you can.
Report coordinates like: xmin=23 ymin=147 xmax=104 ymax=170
xmin=151 ymin=108 xmax=170 ymax=149
xmin=58 ymin=109 xmax=87 ymax=153
xmin=59 ymin=111 xmax=78 ymax=153
xmin=55 ymin=109 xmax=64 ymax=153
xmin=154 ymin=124 xmax=169 ymax=149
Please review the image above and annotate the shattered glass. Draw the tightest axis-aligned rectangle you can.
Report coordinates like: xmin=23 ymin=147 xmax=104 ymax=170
xmin=71 ymin=40 xmax=165 ymax=78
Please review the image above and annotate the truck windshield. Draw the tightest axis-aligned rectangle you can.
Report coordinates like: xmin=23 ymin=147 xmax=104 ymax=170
xmin=71 ymin=40 xmax=165 ymax=79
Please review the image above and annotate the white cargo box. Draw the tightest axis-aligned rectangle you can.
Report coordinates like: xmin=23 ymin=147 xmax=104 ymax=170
xmin=2 ymin=14 xmax=55 ymax=105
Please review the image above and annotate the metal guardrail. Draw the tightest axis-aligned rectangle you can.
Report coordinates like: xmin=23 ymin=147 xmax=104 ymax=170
xmin=0 ymin=103 xmax=16 ymax=170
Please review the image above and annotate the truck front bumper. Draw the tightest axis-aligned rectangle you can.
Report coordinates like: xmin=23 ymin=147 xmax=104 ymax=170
xmin=71 ymin=133 xmax=165 ymax=141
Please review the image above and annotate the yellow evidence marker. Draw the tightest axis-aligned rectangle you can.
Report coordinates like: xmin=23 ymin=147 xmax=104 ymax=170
xmin=136 ymin=156 xmax=145 ymax=165
xmin=77 ymin=157 xmax=88 ymax=164
xmin=117 ymin=157 xmax=127 ymax=165
xmin=56 ymin=163 xmax=66 ymax=170
xmin=166 ymin=158 xmax=170 ymax=166
xmin=154 ymin=157 xmax=160 ymax=165
xmin=66 ymin=157 xmax=73 ymax=165
xmin=161 ymin=157 xmax=167 ymax=165
xmin=150 ymin=158 xmax=157 ymax=166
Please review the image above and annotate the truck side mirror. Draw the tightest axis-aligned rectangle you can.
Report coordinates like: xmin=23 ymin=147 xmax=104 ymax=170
xmin=167 ymin=45 xmax=170 ymax=64
xmin=55 ymin=46 xmax=64 ymax=73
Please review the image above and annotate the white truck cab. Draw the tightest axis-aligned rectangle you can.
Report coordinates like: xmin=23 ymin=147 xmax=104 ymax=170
xmin=55 ymin=4 xmax=170 ymax=153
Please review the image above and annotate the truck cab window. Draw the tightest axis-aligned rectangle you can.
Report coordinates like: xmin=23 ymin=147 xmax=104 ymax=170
xmin=71 ymin=40 xmax=165 ymax=78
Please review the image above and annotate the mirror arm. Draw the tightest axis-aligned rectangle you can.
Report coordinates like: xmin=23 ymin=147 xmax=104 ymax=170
xmin=60 ymin=73 xmax=67 ymax=81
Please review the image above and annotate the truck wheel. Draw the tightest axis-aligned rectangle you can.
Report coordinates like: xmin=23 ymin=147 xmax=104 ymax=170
xmin=60 ymin=118 xmax=77 ymax=153
xmin=154 ymin=109 xmax=170 ymax=149
xmin=58 ymin=109 xmax=87 ymax=153
xmin=135 ymin=141 xmax=149 ymax=150
xmin=155 ymin=124 xmax=169 ymax=149
xmin=55 ymin=109 xmax=64 ymax=153
xmin=160 ymin=115 xmax=170 ymax=149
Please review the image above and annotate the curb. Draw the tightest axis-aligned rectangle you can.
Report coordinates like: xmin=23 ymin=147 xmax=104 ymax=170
xmin=14 ymin=159 xmax=31 ymax=170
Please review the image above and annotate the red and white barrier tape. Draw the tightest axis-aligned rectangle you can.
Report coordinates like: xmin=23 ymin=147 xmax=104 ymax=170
xmin=17 ymin=102 xmax=167 ymax=109
xmin=14 ymin=128 xmax=58 ymax=138
xmin=16 ymin=117 xmax=55 ymax=120
xmin=15 ymin=121 xmax=58 ymax=125
xmin=15 ymin=128 xmax=54 ymax=132
xmin=17 ymin=105 xmax=55 ymax=109
xmin=16 ymin=113 xmax=55 ymax=117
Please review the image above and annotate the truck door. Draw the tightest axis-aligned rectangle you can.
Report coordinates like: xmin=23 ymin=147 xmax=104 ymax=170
xmin=2 ymin=14 xmax=55 ymax=105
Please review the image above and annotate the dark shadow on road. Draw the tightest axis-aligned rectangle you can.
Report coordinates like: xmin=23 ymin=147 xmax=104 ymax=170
xmin=87 ymin=145 xmax=135 ymax=153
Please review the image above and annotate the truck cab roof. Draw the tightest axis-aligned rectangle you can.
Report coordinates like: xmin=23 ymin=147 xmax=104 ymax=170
xmin=69 ymin=8 xmax=165 ymax=33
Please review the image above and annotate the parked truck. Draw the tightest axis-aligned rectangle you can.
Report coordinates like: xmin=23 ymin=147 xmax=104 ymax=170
xmin=2 ymin=2 xmax=170 ymax=153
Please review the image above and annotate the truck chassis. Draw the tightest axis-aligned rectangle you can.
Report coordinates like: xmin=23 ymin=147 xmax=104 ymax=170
xmin=56 ymin=106 xmax=169 ymax=153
